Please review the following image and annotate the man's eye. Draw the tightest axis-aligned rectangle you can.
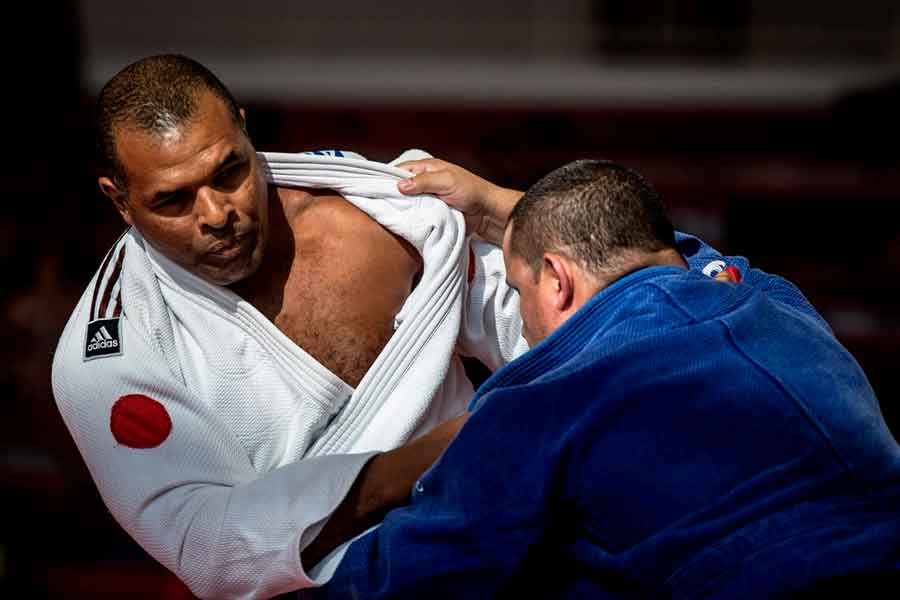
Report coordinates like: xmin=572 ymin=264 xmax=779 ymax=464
xmin=154 ymin=191 xmax=190 ymax=211
xmin=214 ymin=161 xmax=245 ymax=187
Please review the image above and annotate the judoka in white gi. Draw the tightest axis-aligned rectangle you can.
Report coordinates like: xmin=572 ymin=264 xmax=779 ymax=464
xmin=52 ymin=54 xmax=526 ymax=598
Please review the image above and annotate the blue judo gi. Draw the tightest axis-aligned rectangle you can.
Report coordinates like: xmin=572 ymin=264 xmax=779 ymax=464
xmin=305 ymin=235 xmax=900 ymax=599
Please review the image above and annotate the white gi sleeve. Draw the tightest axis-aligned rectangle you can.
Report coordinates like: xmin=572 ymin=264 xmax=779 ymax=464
xmin=52 ymin=300 xmax=375 ymax=599
xmin=456 ymin=239 xmax=529 ymax=372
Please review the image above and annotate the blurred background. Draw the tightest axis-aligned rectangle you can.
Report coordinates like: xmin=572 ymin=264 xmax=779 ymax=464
xmin=4 ymin=1 xmax=899 ymax=597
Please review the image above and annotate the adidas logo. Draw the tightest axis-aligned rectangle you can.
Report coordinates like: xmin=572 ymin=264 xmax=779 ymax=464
xmin=84 ymin=318 xmax=122 ymax=360
xmin=87 ymin=326 xmax=119 ymax=351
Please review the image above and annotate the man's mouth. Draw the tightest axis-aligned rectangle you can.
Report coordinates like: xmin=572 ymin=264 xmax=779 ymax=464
xmin=206 ymin=234 xmax=252 ymax=262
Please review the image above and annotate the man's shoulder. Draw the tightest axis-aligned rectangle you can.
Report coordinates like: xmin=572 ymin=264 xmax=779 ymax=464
xmin=52 ymin=283 xmax=180 ymax=427
xmin=631 ymin=268 xmax=757 ymax=326
xmin=54 ymin=230 xmax=158 ymax=381
xmin=650 ymin=268 xmax=827 ymax=341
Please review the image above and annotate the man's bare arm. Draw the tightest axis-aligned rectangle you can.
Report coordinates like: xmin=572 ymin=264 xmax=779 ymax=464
xmin=397 ymin=159 xmax=523 ymax=246
xmin=301 ymin=413 xmax=468 ymax=568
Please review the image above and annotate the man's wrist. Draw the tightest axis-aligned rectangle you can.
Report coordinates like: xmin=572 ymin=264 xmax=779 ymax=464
xmin=478 ymin=186 xmax=523 ymax=246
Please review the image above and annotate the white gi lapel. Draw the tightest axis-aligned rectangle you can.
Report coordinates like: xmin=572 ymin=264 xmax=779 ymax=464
xmin=260 ymin=150 xmax=468 ymax=455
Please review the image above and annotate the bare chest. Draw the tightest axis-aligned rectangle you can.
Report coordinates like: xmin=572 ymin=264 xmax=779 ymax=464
xmin=272 ymin=197 xmax=421 ymax=387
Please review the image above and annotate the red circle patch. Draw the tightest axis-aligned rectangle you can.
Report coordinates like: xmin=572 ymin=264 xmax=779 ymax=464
xmin=110 ymin=394 xmax=172 ymax=448
xmin=725 ymin=265 xmax=743 ymax=283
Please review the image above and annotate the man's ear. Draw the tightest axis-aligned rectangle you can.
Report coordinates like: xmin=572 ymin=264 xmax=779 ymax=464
xmin=98 ymin=177 xmax=133 ymax=226
xmin=541 ymin=253 xmax=575 ymax=312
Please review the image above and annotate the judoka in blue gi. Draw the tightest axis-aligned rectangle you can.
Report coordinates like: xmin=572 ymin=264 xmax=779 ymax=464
xmin=305 ymin=159 xmax=900 ymax=598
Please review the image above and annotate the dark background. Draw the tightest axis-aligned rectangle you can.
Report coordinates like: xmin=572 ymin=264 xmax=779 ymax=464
xmin=4 ymin=1 xmax=899 ymax=597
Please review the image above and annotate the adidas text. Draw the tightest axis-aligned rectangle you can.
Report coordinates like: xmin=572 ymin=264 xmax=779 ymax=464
xmin=87 ymin=339 xmax=119 ymax=352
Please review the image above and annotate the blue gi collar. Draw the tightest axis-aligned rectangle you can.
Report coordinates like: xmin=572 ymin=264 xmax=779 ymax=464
xmin=469 ymin=265 xmax=684 ymax=411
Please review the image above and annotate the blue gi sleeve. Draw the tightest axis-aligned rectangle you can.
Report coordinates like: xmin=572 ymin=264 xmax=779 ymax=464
xmin=301 ymin=385 xmax=561 ymax=600
xmin=676 ymin=231 xmax=832 ymax=331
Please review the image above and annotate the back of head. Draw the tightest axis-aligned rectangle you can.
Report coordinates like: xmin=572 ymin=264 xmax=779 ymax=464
xmin=508 ymin=159 xmax=676 ymax=278
xmin=96 ymin=54 xmax=243 ymax=189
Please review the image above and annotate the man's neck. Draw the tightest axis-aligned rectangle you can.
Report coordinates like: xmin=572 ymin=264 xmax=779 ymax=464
xmin=228 ymin=185 xmax=300 ymax=317
xmin=584 ymin=247 xmax=687 ymax=299
xmin=648 ymin=247 xmax=688 ymax=270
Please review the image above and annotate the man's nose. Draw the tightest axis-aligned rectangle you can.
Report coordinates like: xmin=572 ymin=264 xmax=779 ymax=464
xmin=196 ymin=187 xmax=234 ymax=230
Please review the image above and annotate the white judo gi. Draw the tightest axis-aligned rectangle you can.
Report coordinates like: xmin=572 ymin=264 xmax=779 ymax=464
xmin=52 ymin=150 xmax=527 ymax=599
